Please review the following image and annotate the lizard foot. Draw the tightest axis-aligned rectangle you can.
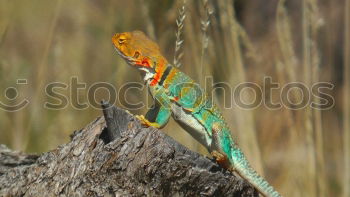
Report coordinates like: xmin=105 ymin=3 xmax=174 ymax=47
xmin=211 ymin=150 xmax=233 ymax=171
xmin=135 ymin=115 xmax=161 ymax=128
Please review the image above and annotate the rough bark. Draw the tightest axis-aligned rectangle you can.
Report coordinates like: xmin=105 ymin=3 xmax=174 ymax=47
xmin=0 ymin=102 xmax=258 ymax=197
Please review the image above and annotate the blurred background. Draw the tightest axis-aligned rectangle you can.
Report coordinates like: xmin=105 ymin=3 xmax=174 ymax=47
xmin=0 ymin=0 xmax=348 ymax=196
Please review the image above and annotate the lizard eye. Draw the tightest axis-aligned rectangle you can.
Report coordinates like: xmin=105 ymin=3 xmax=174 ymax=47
xmin=133 ymin=51 xmax=140 ymax=59
xmin=118 ymin=38 xmax=126 ymax=44
xmin=118 ymin=35 xmax=127 ymax=44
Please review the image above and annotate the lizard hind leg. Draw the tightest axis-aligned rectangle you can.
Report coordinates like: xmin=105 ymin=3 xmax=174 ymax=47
xmin=210 ymin=122 xmax=235 ymax=171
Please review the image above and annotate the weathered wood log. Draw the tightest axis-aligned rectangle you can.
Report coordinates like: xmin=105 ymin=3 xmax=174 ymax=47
xmin=0 ymin=102 xmax=258 ymax=197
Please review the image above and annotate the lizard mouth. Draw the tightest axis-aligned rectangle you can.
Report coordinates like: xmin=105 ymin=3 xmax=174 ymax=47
xmin=114 ymin=47 xmax=137 ymax=66
xmin=113 ymin=46 xmax=156 ymax=77
xmin=114 ymin=47 xmax=155 ymax=73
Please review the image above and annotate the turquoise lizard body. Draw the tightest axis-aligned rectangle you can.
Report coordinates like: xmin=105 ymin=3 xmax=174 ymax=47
xmin=112 ymin=31 xmax=281 ymax=197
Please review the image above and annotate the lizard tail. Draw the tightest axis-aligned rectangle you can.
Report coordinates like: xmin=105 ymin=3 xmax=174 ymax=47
xmin=231 ymin=149 xmax=282 ymax=197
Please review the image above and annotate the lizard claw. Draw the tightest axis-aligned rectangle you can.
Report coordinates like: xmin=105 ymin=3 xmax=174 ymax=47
xmin=211 ymin=150 xmax=232 ymax=170
xmin=135 ymin=115 xmax=151 ymax=127
xmin=183 ymin=107 xmax=194 ymax=112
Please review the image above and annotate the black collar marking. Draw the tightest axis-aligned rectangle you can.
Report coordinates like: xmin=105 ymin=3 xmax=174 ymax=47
xmin=158 ymin=66 xmax=173 ymax=86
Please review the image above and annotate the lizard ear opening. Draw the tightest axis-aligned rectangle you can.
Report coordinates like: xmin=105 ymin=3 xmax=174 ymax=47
xmin=133 ymin=51 xmax=140 ymax=59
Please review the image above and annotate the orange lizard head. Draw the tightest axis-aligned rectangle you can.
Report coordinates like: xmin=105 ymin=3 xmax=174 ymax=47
xmin=112 ymin=31 xmax=168 ymax=72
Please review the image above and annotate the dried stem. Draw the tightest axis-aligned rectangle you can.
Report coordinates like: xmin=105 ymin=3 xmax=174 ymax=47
xmin=140 ymin=0 xmax=155 ymax=40
xmin=173 ymin=0 xmax=186 ymax=68
xmin=199 ymin=0 xmax=212 ymax=86
xmin=23 ymin=0 xmax=63 ymax=151
xmin=302 ymin=0 xmax=317 ymax=196
xmin=344 ymin=0 xmax=350 ymax=196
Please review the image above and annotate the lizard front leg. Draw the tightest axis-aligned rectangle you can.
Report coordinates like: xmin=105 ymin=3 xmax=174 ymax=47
xmin=137 ymin=83 xmax=172 ymax=129
xmin=136 ymin=103 xmax=171 ymax=129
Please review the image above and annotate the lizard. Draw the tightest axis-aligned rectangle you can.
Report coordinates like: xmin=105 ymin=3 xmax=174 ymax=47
xmin=112 ymin=30 xmax=282 ymax=197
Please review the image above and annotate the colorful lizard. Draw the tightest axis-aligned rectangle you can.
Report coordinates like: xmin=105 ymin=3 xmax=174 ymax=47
xmin=112 ymin=30 xmax=282 ymax=197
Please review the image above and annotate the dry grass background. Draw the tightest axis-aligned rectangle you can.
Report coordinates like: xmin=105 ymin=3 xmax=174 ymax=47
xmin=0 ymin=0 xmax=348 ymax=196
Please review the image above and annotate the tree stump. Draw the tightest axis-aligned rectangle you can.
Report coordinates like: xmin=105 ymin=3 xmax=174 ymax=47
xmin=0 ymin=102 xmax=258 ymax=197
